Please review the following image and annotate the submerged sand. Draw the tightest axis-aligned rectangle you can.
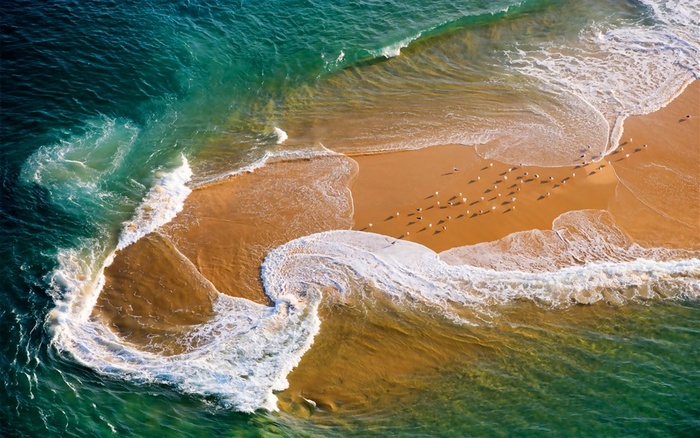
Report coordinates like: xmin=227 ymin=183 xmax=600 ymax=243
xmin=94 ymin=80 xmax=699 ymax=407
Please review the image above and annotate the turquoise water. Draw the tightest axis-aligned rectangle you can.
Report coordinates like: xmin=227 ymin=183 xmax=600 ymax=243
xmin=2 ymin=0 xmax=699 ymax=435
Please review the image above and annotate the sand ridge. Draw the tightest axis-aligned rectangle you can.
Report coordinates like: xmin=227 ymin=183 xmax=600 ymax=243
xmin=351 ymin=81 xmax=699 ymax=253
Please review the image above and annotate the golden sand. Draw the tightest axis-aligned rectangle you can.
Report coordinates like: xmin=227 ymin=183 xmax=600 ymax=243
xmin=610 ymin=81 xmax=700 ymax=249
xmin=94 ymin=81 xmax=698 ymax=407
xmin=96 ymin=155 xmax=355 ymax=352
xmin=350 ymin=82 xmax=698 ymax=252
xmin=350 ymin=145 xmax=617 ymax=253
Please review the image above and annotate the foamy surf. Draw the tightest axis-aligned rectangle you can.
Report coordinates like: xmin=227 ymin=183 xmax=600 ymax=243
xmin=118 ymin=156 xmax=192 ymax=250
xmin=507 ymin=0 xmax=700 ymax=153
xmin=46 ymin=151 xmax=700 ymax=413
xmin=273 ymin=127 xmax=288 ymax=144
xmin=50 ymin=218 xmax=700 ymax=413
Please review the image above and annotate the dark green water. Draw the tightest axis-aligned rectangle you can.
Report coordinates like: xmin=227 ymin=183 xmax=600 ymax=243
xmin=2 ymin=0 xmax=699 ymax=435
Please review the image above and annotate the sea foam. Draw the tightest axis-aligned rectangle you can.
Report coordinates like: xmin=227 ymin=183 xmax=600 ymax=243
xmin=50 ymin=218 xmax=700 ymax=413
xmin=273 ymin=127 xmax=288 ymax=144
xmin=117 ymin=155 xmax=192 ymax=250
xmin=507 ymin=0 xmax=700 ymax=153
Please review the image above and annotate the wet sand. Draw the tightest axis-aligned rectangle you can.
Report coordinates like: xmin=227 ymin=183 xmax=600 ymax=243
xmin=610 ymin=81 xmax=700 ymax=249
xmin=95 ymin=155 xmax=356 ymax=353
xmin=285 ymin=80 xmax=699 ymax=411
xmin=94 ymin=81 xmax=698 ymax=403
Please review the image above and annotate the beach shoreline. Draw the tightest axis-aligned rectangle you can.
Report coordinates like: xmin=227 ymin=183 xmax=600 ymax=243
xmin=95 ymin=81 xmax=698 ymax=352
xmin=350 ymin=80 xmax=699 ymax=253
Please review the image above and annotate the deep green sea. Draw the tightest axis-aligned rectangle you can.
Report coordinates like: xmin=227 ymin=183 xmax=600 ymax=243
xmin=2 ymin=0 xmax=699 ymax=436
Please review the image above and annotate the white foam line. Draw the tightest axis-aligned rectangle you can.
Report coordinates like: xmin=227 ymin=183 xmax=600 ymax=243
xmin=49 ymin=221 xmax=700 ymax=413
xmin=117 ymin=155 xmax=192 ymax=250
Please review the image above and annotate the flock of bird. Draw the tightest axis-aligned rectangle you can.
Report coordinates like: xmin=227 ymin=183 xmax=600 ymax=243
xmin=360 ymin=139 xmax=649 ymax=240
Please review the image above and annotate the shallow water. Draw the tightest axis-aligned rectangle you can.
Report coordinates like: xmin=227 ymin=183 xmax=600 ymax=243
xmin=2 ymin=0 xmax=699 ymax=435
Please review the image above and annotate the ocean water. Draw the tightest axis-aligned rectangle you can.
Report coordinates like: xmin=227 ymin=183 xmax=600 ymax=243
xmin=2 ymin=0 xmax=699 ymax=436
